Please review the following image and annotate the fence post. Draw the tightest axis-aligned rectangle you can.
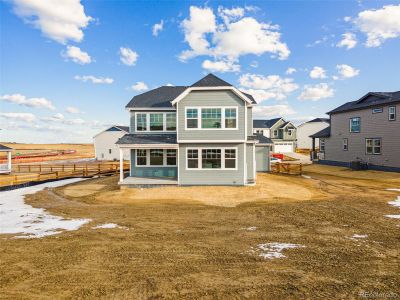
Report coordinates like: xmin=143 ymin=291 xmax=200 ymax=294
xmin=39 ymin=165 xmax=42 ymax=173
xmin=299 ymin=164 xmax=302 ymax=175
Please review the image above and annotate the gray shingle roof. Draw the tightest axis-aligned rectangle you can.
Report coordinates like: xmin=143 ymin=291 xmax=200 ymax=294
xmin=191 ymin=73 xmax=232 ymax=87
xmin=116 ymin=134 xmax=177 ymax=145
xmin=253 ymin=118 xmax=282 ymax=128
xmin=310 ymin=127 xmax=331 ymax=138
xmin=251 ymin=134 xmax=273 ymax=144
xmin=0 ymin=144 xmax=12 ymax=151
xmin=307 ymin=118 xmax=330 ymax=123
xmin=328 ymin=91 xmax=400 ymax=114
xmin=115 ymin=126 xmax=129 ymax=132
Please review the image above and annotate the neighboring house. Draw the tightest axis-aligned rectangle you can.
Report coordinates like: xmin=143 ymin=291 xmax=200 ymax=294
xmin=0 ymin=144 xmax=12 ymax=174
xmin=116 ymin=74 xmax=271 ymax=186
xmin=311 ymin=91 xmax=400 ymax=172
xmin=253 ymin=118 xmax=297 ymax=153
xmin=93 ymin=126 xmax=130 ymax=161
xmin=297 ymin=118 xmax=330 ymax=150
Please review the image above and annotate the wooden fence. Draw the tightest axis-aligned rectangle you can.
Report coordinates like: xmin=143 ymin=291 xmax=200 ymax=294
xmin=271 ymin=163 xmax=302 ymax=175
xmin=0 ymin=162 xmax=129 ymax=187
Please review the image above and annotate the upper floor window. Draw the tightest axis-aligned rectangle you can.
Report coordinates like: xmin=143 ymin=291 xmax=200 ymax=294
xmin=185 ymin=107 xmax=238 ymax=130
xmin=372 ymin=107 xmax=383 ymax=114
xmin=135 ymin=112 xmax=176 ymax=132
xmin=287 ymin=129 xmax=294 ymax=136
xmin=349 ymin=117 xmax=360 ymax=133
xmin=342 ymin=138 xmax=348 ymax=151
xmin=366 ymin=138 xmax=381 ymax=155
xmin=389 ymin=106 xmax=396 ymax=121
xmin=273 ymin=130 xmax=278 ymax=136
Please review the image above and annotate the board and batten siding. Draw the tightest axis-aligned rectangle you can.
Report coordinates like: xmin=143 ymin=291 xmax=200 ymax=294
xmin=324 ymin=103 xmax=400 ymax=168
xmin=177 ymin=91 xmax=247 ymax=141
xmin=178 ymin=143 xmax=245 ymax=185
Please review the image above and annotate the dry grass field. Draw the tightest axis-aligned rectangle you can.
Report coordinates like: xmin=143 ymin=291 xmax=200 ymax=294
xmin=1 ymin=165 xmax=399 ymax=299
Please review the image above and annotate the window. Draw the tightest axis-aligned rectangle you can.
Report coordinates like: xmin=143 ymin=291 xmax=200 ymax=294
xmin=372 ymin=107 xmax=383 ymax=114
xmin=150 ymin=149 xmax=163 ymax=165
xmin=273 ymin=130 xmax=278 ymax=136
xmin=202 ymin=108 xmax=221 ymax=128
xmin=109 ymin=149 xmax=112 ymax=154
xmin=202 ymin=149 xmax=221 ymax=168
xmin=366 ymin=138 xmax=381 ymax=155
xmin=136 ymin=114 xmax=147 ymax=131
xmin=186 ymin=108 xmax=198 ymax=128
xmin=187 ymin=149 xmax=198 ymax=168
xmin=136 ymin=149 xmax=147 ymax=166
xmin=389 ymin=106 xmax=396 ymax=121
xmin=150 ymin=113 xmax=163 ymax=131
xmin=166 ymin=113 xmax=176 ymax=131
xmin=224 ymin=149 xmax=236 ymax=169
xmin=342 ymin=138 xmax=348 ymax=151
xmin=225 ymin=108 xmax=237 ymax=128
xmin=288 ymin=129 xmax=293 ymax=136
xmin=166 ymin=149 xmax=177 ymax=166
xmin=320 ymin=139 xmax=325 ymax=152
xmin=349 ymin=117 xmax=360 ymax=133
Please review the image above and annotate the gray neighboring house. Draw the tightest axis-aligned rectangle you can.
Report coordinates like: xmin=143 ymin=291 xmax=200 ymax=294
xmin=116 ymin=74 xmax=272 ymax=186
xmin=297 ymin=118 xmax=330 ymax=150
xmin=253 ymin=118 xmax=297 ymax=153
xmin=311 ymin=91 xmax=400 ymax=172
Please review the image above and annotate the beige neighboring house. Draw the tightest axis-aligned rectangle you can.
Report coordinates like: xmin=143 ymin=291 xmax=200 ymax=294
xmin=311 ymin=91 xmax=400 ymax=172
xmin=0 ymin=144 xmax=12 ymax=174
xmin=297 ymin=118 xmax=330 ymax=150
xmin=93 ymin=126 xmax=130 ymax=161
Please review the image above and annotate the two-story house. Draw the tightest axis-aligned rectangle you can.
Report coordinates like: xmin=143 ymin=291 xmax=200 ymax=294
xmin=310 ymin=91 xmax=400 ymax=172
xmin=116 ymin=74 xmax=271 ymax=186
xmin=253 ymin=118 xmax=297 ymax=153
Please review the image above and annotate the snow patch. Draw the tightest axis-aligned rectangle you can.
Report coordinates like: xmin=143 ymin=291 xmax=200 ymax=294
xmin=388 ymin=196 xmax=400 ymax=208
xmin=0 ymin=178 xmax=91 ymax=239
xmin=255 ymin=243 xmax=305 ymax=259
xmin=349 ymin=234 xmax=368 ymax=240
xmin=242 ymin=226 xmax=257 ymax=231
xmin=385 ymin=215 xmax=400 ymax=219
xmin=386 ymin=188 xmax=400 ymax=192
xmin=301 ymin=175 xmax=312 ymax=179
xmin=92 ymin=223 xmax=127 ymax=230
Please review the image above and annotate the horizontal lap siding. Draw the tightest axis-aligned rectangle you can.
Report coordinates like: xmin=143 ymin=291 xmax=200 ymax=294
xmin=246 ymin=144 xmax=255 ymax=181
xmin=178 ymin=143 xmax=245 ymax=185
xmin=256 ymin=146 xmax=270 ymax=171
xmin=178 ymin=91 xmax=246 ymax=141
xmin=325 ymin=104 xmax=400 ymax=168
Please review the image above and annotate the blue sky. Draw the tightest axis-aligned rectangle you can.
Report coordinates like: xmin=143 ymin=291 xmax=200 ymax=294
xmin=1 ymin=0 xmax=399 ymax=143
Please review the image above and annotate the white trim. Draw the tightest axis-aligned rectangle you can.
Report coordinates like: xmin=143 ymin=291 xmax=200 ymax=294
xmin=118 ymin=144 xmax=178 ymax=149
xmin=171 ymin=86 xmax=253 ymax=105
xmin=126 ymin=107 xmax=176 ymax=111
xmin=135 ymin=149 xmax=177 ymax=167
xmin=281 ymin=121 xmax=296 ymax=129
xmin=185 ymin=147 xmax=238 ymax=171
xmin=184 ymin=106 xmax=238 ymax=131
xmin=134 ymin=112 xmax=177 ymax=133
xmin=177 ymin=140 xmax=245 ymax=143
xmin=177 ymin=146 xmax=180 ymax=184
xmin=119 ymin=148 xmax=124 ymax=183
xmin=243 ymin=143 xmax=247 ymax=184
xmin=252 ymin=144 xmax=256 ymax=180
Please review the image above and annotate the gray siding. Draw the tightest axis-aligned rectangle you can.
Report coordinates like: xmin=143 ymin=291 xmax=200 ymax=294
xmin=324 ymin=103 xmax=400 ymax=168
xmin=177 ymin=91 xmax=247 ymax=141
xmin=130 ymin=149 xmax=177 ymax=178
xmin=255 ymin=146 xmax=270 ymax=171
xmin=246 ymin=144 xmax=255 ymax=182
xmin=178 ymin=143 xmax=245 ymax=185
xmin=247 ymin=107 xmax=253 ymax=136
xmin=282 ymin=125 xmax=296 ymax=140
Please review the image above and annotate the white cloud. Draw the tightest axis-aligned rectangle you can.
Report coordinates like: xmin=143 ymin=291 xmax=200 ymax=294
xmin=63 ymin=46 xmax=91 ymax=64
xmin=179 ymin=6 xmax=290 ymax=63
xmin=74 ymin=75 xmax=113 ymax=84
xmin=286 ymin=67 xmax=296 ymax=75
xmin=0 ymin=112 xmax=37 ymax=122
xmin=119 ymin=47 xmax=138 ymax=66
xmin=152 ymin=20 xmax=164 ymax=36
xmin=335 ymin=64 xmax=360 ymax=79
xmin=202 ymin=59 xmax=240 ymax=73
xmin=309 ymin=66 xmax=327 ymax=79
xmin=0 ymin=93 xmax=55 ymax=110
xmin=65 ymin=106 xmax=83 ymax=114
xmin=63 ymin=118 xmax=86 ymax=125
xmin=165 ymin=83 xmax=174 ymax=86
xmin=337 ymin=32 xmax=358 ymax=49
xmin=40 ymin=113 xmax=65 ymax=122
xmin=11 ymin=0 xmax=92 ymax=44
xmin=130 ymin=82 xmax=148 ymax=92
xmin=354 ymin=4 xmax=400 ymax=47
xmin=239 ymin=73 xmax=298 ymax=102
xmin=298 ymin=83 xmax=334 ymax=101
xmin=253 ymin=104 xmax=296 ymax=118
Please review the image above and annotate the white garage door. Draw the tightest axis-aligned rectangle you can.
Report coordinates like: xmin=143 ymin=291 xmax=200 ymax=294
xmin=274 ymin=142 xmax=294 ymax=153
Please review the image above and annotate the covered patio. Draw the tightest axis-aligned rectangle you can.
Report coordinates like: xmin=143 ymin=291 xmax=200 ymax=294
xmin=0 ymin=144 xmax=12 ymax=174
xmin=310 ymin=127 xmax=330 ymax=161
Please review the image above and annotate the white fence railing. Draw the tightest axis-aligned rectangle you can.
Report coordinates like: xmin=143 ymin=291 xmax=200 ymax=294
xmin=0 ymin=164 xmax=11 ymax=173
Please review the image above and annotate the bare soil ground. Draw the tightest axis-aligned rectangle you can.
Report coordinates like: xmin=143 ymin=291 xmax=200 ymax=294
xmin=1 ymin=165 xmax=399 ymax=299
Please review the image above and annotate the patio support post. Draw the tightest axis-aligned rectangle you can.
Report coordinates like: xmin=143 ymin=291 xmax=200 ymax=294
xmin=119 ymin=148 xmax=124 ymax=182
xmin=7 ymin=151 xmax=11 ymax=172
xmin=311 ymin=138 xmax=316 ymax=160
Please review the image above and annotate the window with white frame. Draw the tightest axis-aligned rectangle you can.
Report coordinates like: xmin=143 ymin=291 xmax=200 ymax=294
xmin=372 ymin=107 xmax=383 ymax=114
xmin=349 ymin=117 xmax=360 ymax=132
xmin=150 ymin=113 xmax=163 ymax=131
xmin=342 ymin=138 xmax=348 ymax=151
xmin=166 ymin=113 xmax=176 ymax=131
xmin=202 ymin=149 xmax=222 ymax=168
xmin=202 ymin=108 xmax=222 ymax=129
xmin=225 ymin=108 xmax=237 ymax=128
xmin=273 ymin=130 xmax=278 ymax=136
xmin=320 ymin=139 xmax=325 ymax=152
xmin=366 ymin=138 xmax=381 ymax=155
xmin=166 ymin=149 xmax=177 ymax=166
xmin=136 ymin=114 xmax=147 ymax=131
xmin=186 ymin=108 xmax=198 ymax=128
xmin=389 ymin=106 xmax=396 ymax=121
xmin=288 ymin=128 xmax=294 ymax=136
xmin=187 ymin=149 xmax=199 ymax=168
xmin=136 ymin=149 xmax=147 ymax=165
xmin=224 ymin=149 xmax=236 ymax=169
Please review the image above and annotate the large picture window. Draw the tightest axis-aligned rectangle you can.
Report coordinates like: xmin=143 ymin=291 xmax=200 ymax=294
xmin=202 ymin=108 xmax=222 ymax=128
xmin=366 ymin=138 xmax=381 ymax=155
xmin=349 ymin=117 xmax=360 ymax=133
xmin=166 ymin=113 xmax=176 ymax=131
xmin=136 ymin=114 xmax=147 ymax=131
xmin=186 ymin=148 xmax=237 ymax=170
xmin=202 ymin=149 xmax=222 ymax=168
xmin=150 ymin=113 xmax=163 ymax=131
xmin=150 ymin=149 xmax=164 ymax=165
xmin=186 ymin=108 xmax=198 ymax=129
xmin=185 ymin=107 xmax=237 ymax=130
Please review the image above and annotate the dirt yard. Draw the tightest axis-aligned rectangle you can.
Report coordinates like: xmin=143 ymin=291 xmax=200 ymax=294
xmin=1 ymin=165 xmax=399 ymax=299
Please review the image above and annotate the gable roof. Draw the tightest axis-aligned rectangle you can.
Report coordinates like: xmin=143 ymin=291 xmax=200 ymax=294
xmin=126 ymin=74 xmax=256 ymax=109
xmin=0 ymin=144 xmax=12 ymax=151
xmin=307 ymin=118 xmax=330 ymax=123
xmin=116 ymin=134 xmax=177 ymax=145
xmin=114 ymin=125 xmax=129 ymax=132
xmin=310 ymin=126 xmax=331 ymax=138
xmin=328 ymin=91 xmax=400 ymax=114
xmin=253 ymin=118 xmax=282 ymax=129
